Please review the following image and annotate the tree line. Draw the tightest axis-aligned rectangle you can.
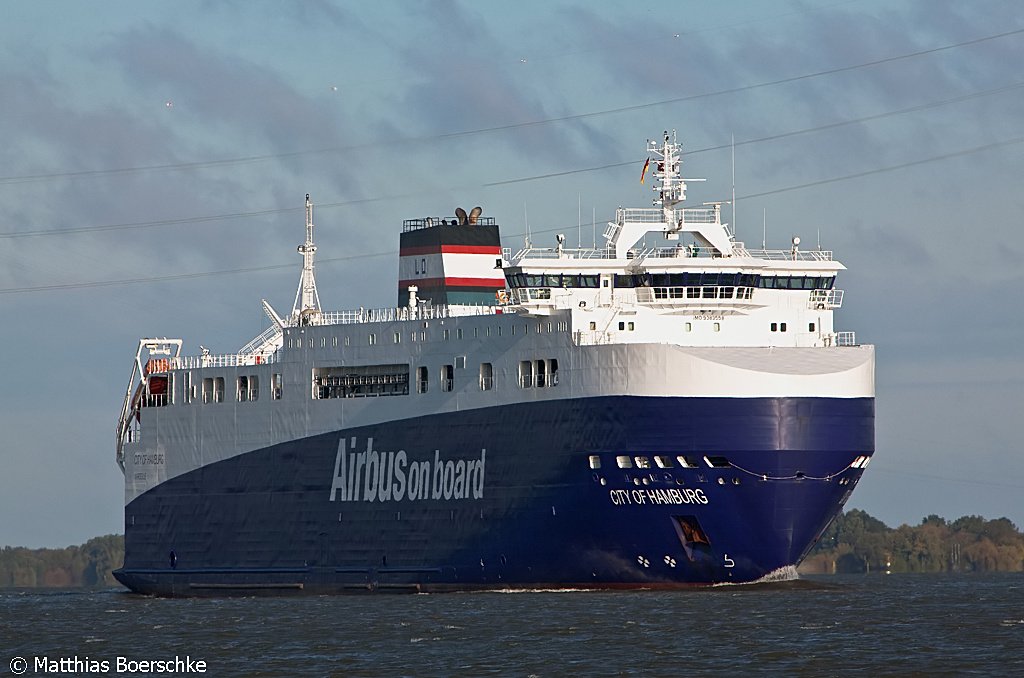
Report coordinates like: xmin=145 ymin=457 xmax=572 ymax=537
xmin=0 ymin=535 xmax=123 ymax=587
xmin=801 ymin=510 xmax=1024 ymax=574
xmin=2 ymin=513 xmax=1022 ymax=587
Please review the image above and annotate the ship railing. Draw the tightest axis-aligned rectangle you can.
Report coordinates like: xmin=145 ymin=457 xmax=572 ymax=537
xmin=514 ymin=246 xmax=614 ymax=260
xmin=171 ymin=305 xmax=513 ymax=373
xmin=808 ymin=289 xmax=844 ymax=309
xmin=836 ymin=331 xmax=857 ymax=346
xmin=402 ymin=216 xmax=497 ymax=232
xmin=615 ymin=206 xmax=718 ymax=225
xmin=314 ymin=304 xmax=508 ymax=325
xmin=732 ymin=246 xmax=834 ymax=262
xmin=237 ymin=324 xmax=282 ymax=355
xmin=173 ymin=352 xmax=279 ymax=370
xmin=573 ymin=330 xmax=615 ymax=346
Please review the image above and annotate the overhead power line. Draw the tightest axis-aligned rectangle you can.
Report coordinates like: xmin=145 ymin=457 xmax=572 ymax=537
xmin=0 ymin=26 xmax=1020 ymax=186
xmin=2 ymin=133 xmax=1021 ymax=296
xmin=3 ymin=81 xmax=1021 ymax=241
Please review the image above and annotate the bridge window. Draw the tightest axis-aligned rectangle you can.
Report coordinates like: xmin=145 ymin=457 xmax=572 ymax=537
xmin=479 ymin=363 xmax=493 ymax=391
xmin=272 ymin=373 xmax=283 ymax=400
xmin=416 ymin=366 xmax=428 ymax=394
xmin=441 ymin=364 xmax=454 ymax=392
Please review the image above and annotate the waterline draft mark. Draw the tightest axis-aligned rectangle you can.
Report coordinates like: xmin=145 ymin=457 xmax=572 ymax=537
xmin=9 ymin=655 xmax=207 ymax=674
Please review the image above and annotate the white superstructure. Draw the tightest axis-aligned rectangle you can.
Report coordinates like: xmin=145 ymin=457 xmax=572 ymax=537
xmin=116 ymin=131 xmax=872 ymax=506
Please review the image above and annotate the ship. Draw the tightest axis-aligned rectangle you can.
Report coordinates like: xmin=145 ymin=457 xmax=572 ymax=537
xmin=113 ymin=131 xmax=874 ymax=595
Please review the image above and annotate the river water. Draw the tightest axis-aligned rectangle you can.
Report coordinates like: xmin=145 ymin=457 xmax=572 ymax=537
xmin=3 ymin=574 xmax=1023 ymax=676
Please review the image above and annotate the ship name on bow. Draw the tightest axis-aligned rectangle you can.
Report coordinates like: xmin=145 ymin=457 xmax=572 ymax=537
xmin=330 ymin=437 xmax=485 ymax=503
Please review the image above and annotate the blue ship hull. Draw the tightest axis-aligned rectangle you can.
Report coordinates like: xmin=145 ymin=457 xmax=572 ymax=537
xmin=115 ymin=395 xmax=873 ymax=595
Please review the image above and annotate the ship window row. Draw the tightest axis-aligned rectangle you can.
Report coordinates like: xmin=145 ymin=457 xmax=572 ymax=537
xmin=312 ymin=365 xmax=410 ymax=399
xmin=507 ymin=273 xmax=600 ymax=289
xmin=416 ymin=362 xmax=497 ymax=393
xmin=611 ymin=455 xmax=729 ymax=469
xmin=758 ymin=275 xmax=835 ymax=290
xmin=519 ymin=359 xmax=559 ymax=388
xmin=610 ymin=273 xmax=835 ymax=289
xmin=650 ymin=286 xmax=754 ymax=300
xmin=287 ymin=323 xmax=535 ymax=349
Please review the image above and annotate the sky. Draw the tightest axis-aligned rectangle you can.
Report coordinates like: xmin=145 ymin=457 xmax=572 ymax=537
xmin=1 ymin=0 xmax=1022 ymax=548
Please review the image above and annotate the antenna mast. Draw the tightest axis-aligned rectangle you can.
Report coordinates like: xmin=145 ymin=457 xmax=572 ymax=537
xmin=649 ymin=130 xmax=686 ymax=223
xmin=292 ymin=193 xmax=322 ymax=324
xmin=731 ymin=134 xmax=736 ymax=238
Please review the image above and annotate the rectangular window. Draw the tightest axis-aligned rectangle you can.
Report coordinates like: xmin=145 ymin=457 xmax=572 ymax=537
xmin=457 ymin=328 xmax=464 ymax=340
xmin=535 ymin=359 xmax=547 ymax=387
xmin=589 ymin=322 xmax=596 ymax=331
xmin=780 ymin=322 xmax=787 ymax=332
xmin=676 ymin=456 xmax=700 ymax=468
xmin=479 ymin=363 xmax=493 ymax=391
xmin=213 ymin=377 xmax=225 ymax=403
xmin=634 ymin=456 xmax=651 ymax=469
xmin=618 ymin=321 xmax=625 ymax=331
xmin=519 ymin=360 xmax=533 ymax=388
xmin=368 ymin=333 xmax=377 ymax=345
xmin=443 ymin=329 xmax=450 ymax=341
xmin=809 ymin=322 xmax=816 ymax=332
xmin=547 ymin=358 xmax=559 ymax=387
xmin=771 ymin=322 xmax=778 ymax=332
xmin=704 ymin=455 xmax=732 ymax=468
xmin=589 ymin=455 xmax=601 ymax=470
xmin=628 ymin=322 xmax=635 ymax=331
xmin=393 ymin=331 xmax=401 ymax=344
xmin=713 ymin=322 xmax=721 ymax=332
xmin=441 ymin=364 xmax=454 ymax=392
xmin=455 ymin=355 xmax=466 ymax=369
xmin=654 ymin=456 xmax=674 ymax=468
xmin=616 ymin=455 xmax=633 ymax=469
xmin=237 ymin=375 xmax=258 ymax=402
xmin=685 ymin=322 xmax=692 ymax=332
xmin=272 ymin=373 xmax=283 ymax=400
xmin=417 ymin=366 xmax=428 ymax=394
xmin=313 ymin=364 xmax=410 ymax=399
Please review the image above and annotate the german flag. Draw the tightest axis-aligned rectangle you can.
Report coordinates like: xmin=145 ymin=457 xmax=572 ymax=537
xmin=640 ymin=157 xmax=651 ymax=184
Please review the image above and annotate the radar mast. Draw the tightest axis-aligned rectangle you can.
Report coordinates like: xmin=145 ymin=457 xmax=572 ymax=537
xmin=292 ymin=194 xmax=322 ymax=325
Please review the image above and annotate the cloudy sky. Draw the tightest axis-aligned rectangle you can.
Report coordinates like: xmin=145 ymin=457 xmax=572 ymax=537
xmin=1 ymin=0 xmax=1022 ymax=548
